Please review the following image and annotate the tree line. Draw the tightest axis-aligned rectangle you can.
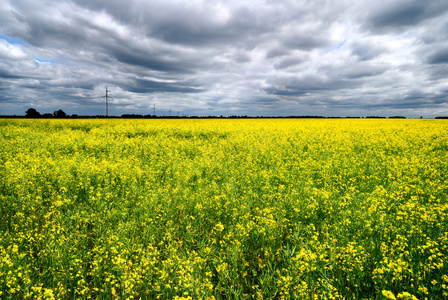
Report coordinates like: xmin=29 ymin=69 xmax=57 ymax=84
xmin=21 ymin=108 xmax=448 ymax=119
xmin=25 ymin=108 xmax=68 ymax=118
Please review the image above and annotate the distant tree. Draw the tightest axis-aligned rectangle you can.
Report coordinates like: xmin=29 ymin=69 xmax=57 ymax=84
xmin=25 ymin=108 xmax=41 ymax=118
xmin=53 ymin=109 xmax=67 ymax=118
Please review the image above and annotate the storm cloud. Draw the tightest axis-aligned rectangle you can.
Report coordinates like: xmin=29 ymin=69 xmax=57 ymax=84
xmin=1 ymin=0 xmax=448 ymax=117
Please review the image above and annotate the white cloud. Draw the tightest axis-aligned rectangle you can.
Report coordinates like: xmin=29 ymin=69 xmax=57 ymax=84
xmin=0 ymin=40 xmax=28 ymax=60
xmin=0 ymin=0 xmax=447 ymax=117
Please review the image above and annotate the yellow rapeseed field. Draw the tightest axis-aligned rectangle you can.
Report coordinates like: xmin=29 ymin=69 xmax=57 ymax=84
xmin=0 ymin=118 xmax=447 ymax=299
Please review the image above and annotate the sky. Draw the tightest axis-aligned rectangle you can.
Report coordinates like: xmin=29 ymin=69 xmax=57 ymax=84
xmin=1 ymin=0 xmax=448 ymax=117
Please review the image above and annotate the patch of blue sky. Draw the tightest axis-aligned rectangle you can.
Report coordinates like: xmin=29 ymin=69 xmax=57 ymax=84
xmin=34 ymin=57 xmax=57 ymax=63
xmin=321 ymin=40 xmax=346 ymax=54
xmin=0 ymin=34 xmax=25 ymax=45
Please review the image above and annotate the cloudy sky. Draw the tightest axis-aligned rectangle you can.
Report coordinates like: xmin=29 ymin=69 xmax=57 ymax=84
xmin=1 ymin=0 xmax=448 ymax=117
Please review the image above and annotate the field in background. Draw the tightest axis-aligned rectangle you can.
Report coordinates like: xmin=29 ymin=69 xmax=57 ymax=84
xmin=1 ymin=118 xmax=447 ymax=299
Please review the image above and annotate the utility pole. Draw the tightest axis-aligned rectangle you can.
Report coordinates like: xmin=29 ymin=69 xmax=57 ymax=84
xmin=153 ymin=104 xmax=156 ymax=116
xmin=101 ymin=87 xmax=113 ymax=117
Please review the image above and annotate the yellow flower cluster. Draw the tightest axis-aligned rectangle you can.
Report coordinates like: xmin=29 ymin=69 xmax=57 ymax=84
xmin=0 ymin=118 xmax=447 ymax=299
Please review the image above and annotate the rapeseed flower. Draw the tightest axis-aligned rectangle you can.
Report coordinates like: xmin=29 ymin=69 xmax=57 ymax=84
xmin=0 ymin=118 xmax=447 ymax=299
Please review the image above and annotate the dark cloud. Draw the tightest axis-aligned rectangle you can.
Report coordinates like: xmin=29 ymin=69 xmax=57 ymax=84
xmin=266 ymin=47 xmax=290 ymax=59
xmin=367 ymin=2 xmax=427 ymax=29
xmin=426 ymin=46 xmax=448 ymax=64
xmin=0 ymin=69 xmax=23 ymax=79
xmin=282 ymin=33 xmax=329 ymax=50
xmin=351 ymin=41 xmax=386 ymax=61
xmin=274 ymin=56 xmax=306 ymax=70
xmin=111 ymin=47 xmax=193 ymax=74
xmin=264 ymin=74 xmax=356 ymax=97
xmin=0 ymin=0 xmax=448 ymax=117
xmin=127 ymin=79 xmax=206 ymax=94
xmin=364 ymin=0 xmax=448 ymax=33
xmin=340 ymin=63 xmax=388 ymax=79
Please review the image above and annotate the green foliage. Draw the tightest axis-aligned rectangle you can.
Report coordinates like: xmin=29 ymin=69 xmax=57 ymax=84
xmin=0 ymin=118 xmax=447 ymax=299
